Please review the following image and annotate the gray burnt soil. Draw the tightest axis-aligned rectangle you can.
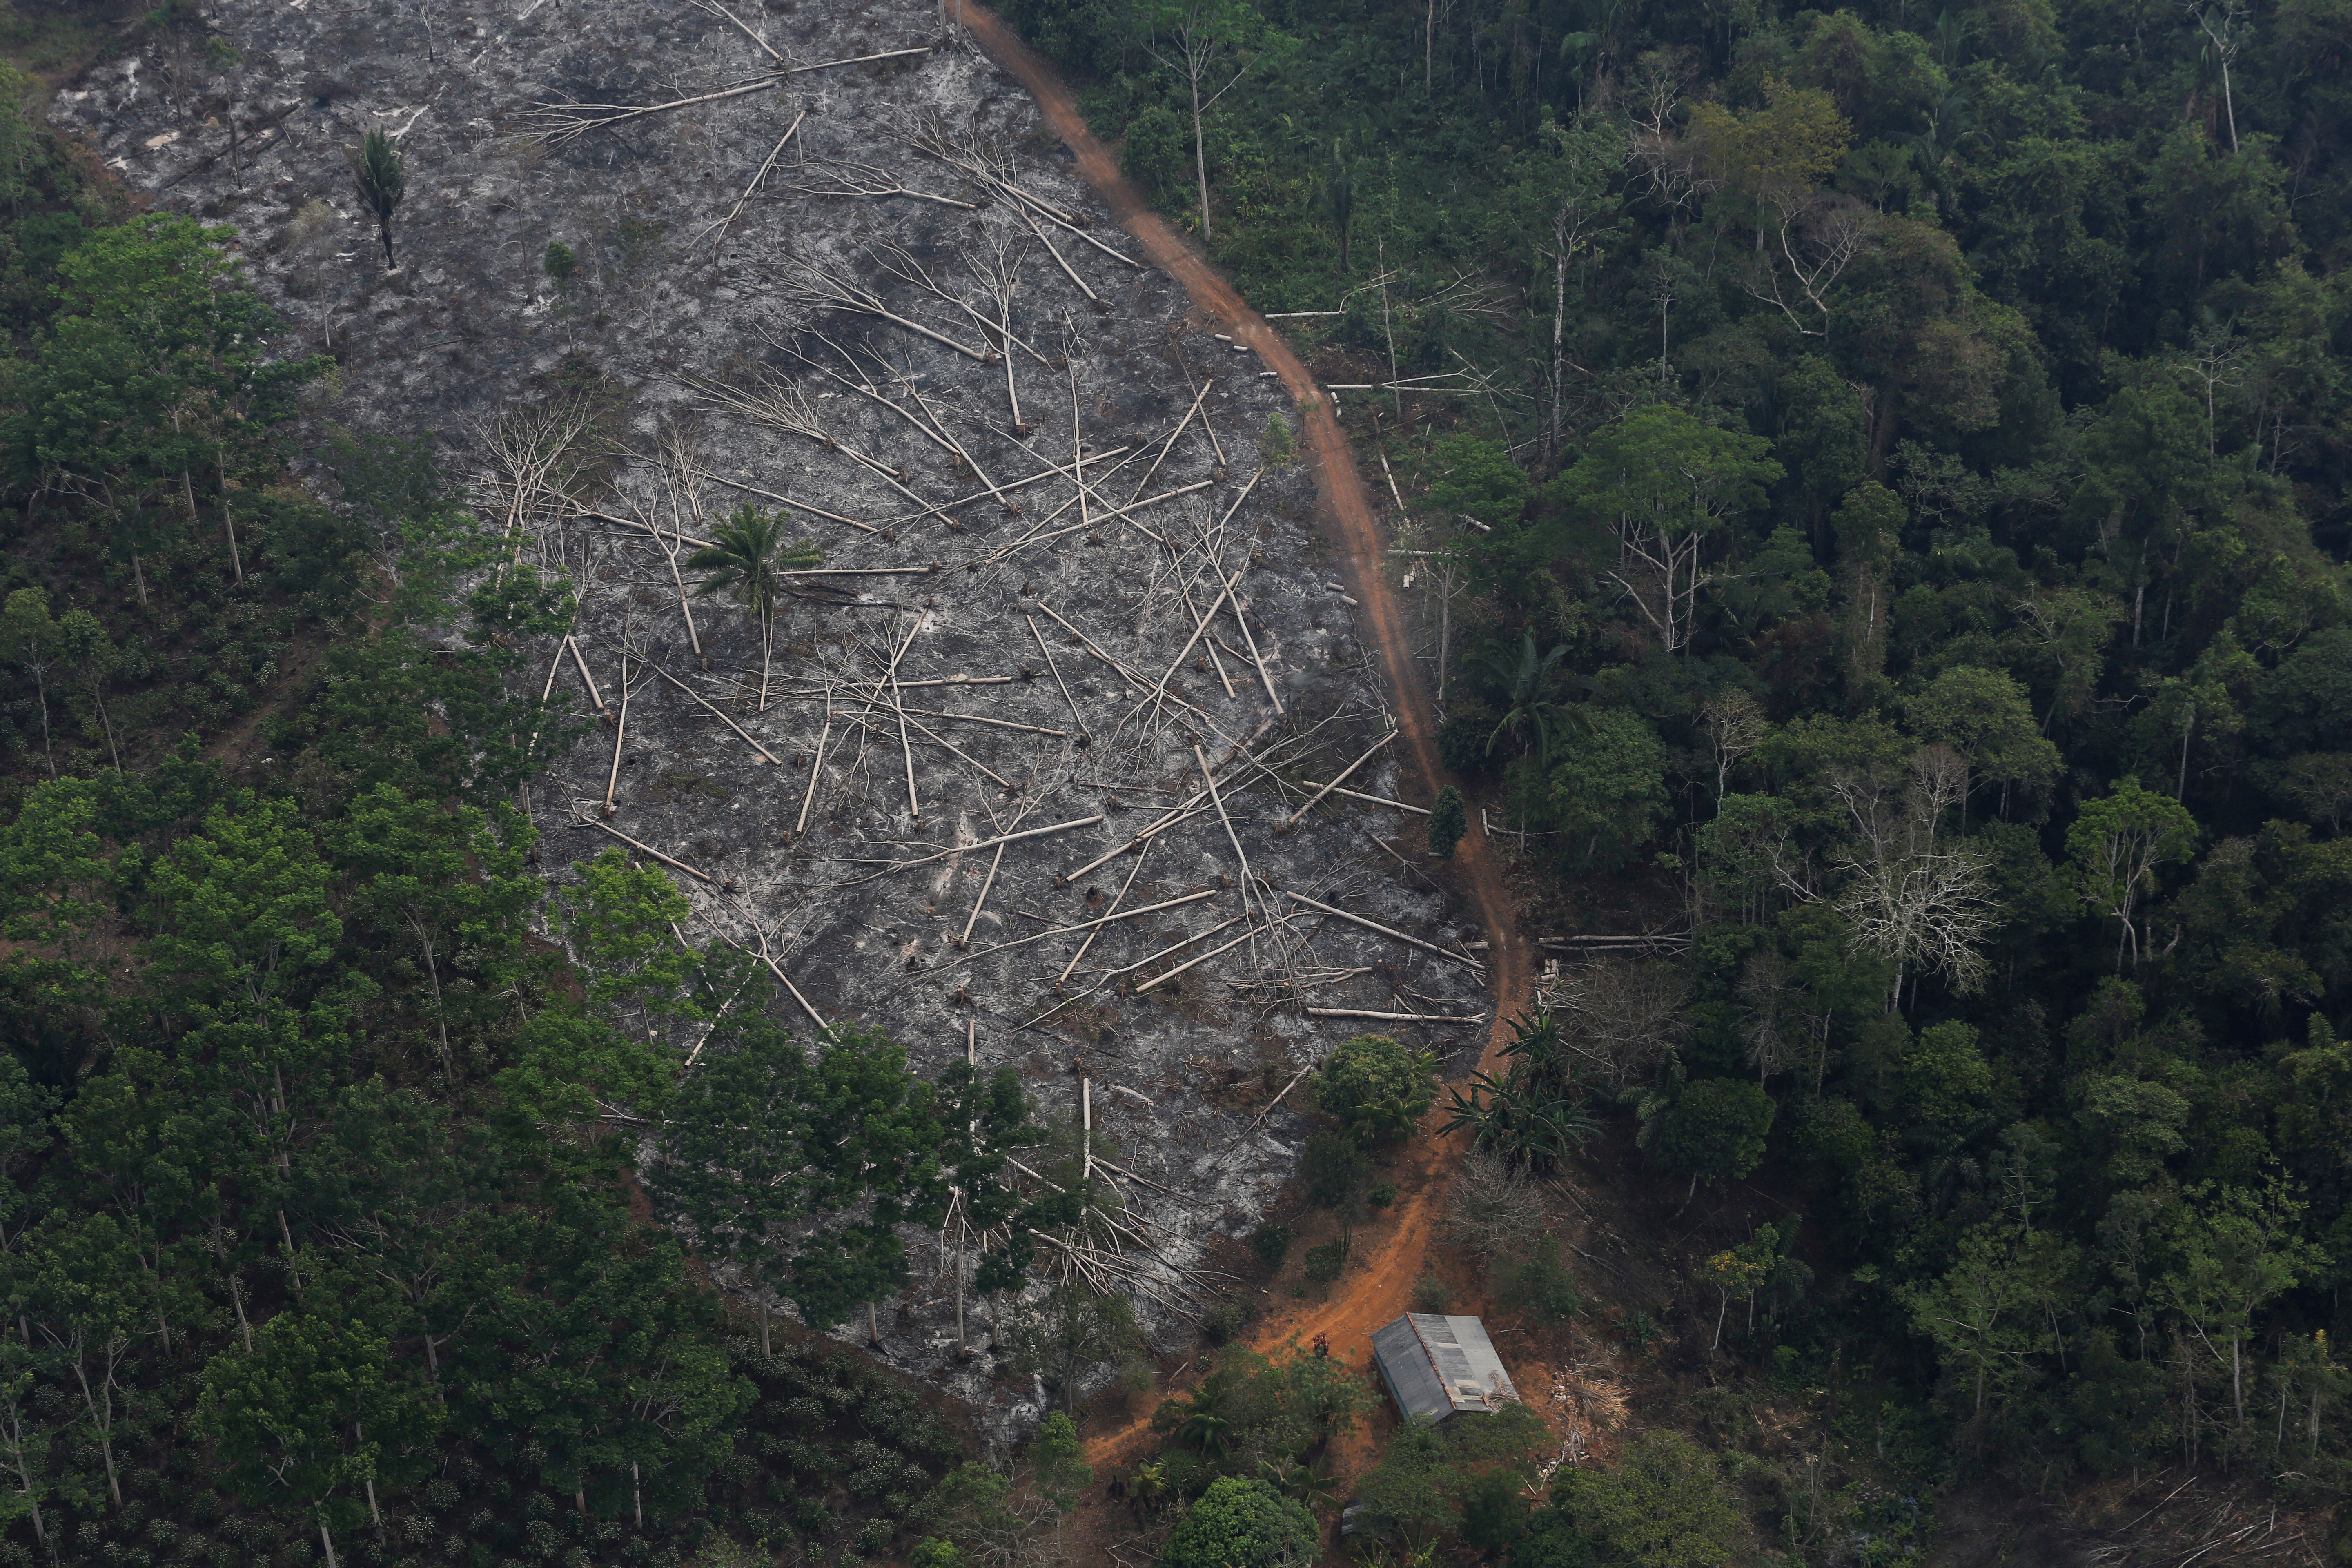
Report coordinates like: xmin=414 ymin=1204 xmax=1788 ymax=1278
xmin=63 ymin=0 xmax=1490 ymax=1432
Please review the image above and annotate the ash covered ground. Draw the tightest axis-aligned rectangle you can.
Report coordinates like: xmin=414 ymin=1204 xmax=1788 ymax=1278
xmin=63 ymin=0 xmax=1490 ymax=1430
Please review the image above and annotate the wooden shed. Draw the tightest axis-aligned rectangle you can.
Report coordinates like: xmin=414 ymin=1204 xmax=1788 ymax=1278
xmin=1370 ymin=1313 xmax=1519 ymax=1421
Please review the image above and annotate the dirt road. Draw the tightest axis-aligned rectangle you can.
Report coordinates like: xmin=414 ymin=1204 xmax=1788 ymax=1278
xmin=957 ymin=0 xmax=1533 ymax=1468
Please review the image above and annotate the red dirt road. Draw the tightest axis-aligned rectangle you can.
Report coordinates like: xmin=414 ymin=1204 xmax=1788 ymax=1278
xmin=956 ymin=1 xmax=1534 ymax=1469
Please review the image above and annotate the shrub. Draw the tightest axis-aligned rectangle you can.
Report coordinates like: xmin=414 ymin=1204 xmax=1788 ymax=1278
xmin=1438 ymin=701 xmax=1504 ymax=777
xmin=1119 ymin=106 xmax=1186 ymax=200
xmin=1545 ymin=1430 xmax=1741 ymax=1567
xmin=1261 ymin=412 xmax=1295 ymax=466
xmin=1248 ymin=1224 xmax=1292 ymax=1268
xmin=1162 ymin=1478 xmax=1316 ymax=1568
xmin=1649 ymin=1079 xmax=1775 ymax=1187
xmin=1199 ymin=1298 xmax=1253 ymax=1345
xmin=1368 ymin=1178 xmax=1398 ymax=1208
xmin=1303 ymin=1238 xmax=1349 ymax=1286
xmin=1313 ymin=1033 xmax=1438 ymax=1143
xmin=1428 ymin=786 xmax=1466 ymax=859
xmin=1494 ymin=1249 xmax=1580 ymax=1325
xmin=1411 ymin=1274 xmax=1454 ymax=1314
xmin=1301 ymin=1129 xmax=1370 ymax=1210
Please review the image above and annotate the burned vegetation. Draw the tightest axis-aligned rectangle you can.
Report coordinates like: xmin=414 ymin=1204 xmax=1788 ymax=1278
xmin=63 ymin=0 xmax=1488 ymax=1419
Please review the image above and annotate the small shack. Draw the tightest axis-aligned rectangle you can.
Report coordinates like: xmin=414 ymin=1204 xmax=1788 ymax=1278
xmin=1371 ymin=1313 xmax=1519 ymax=1422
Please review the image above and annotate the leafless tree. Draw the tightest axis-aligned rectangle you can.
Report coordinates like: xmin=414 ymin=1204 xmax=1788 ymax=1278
xmin=1549 ymin=956 xmax=1691 ymax=1089
xmin=1147 ymin=7 xmax=1252 ymax=240
xmin=1699 ymin=687 xmax=1765 ymax=806
xmin=1623 ymin=49 xmax=1711 ymax=221
xmin=1746 ymin=193 xmax=1877 ymax=339
xmin=1829 ymin=744 xmax=2000 ymax=1009
xmin=1444 ymin=1149 xmax=1550 ymax=1263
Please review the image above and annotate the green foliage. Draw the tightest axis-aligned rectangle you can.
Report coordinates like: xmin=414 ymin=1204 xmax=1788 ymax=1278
xmin=1428 ymin=785 xmax=1466 ymax=859
xmin=1356 ymin=1404 xmax=1550 ymax=1548
xmin=1544 ymin=1431 xmax=1742 ymax=1567
xmin=1248 ymin=1223 xmax=1292 ymax=1268
xmin=1162 ymin=1477 xmax=1315 ymax=1568
xmin=196 ymin=1314 xmax=443 ymax=1528
xmin=353 ymin=128 xmax=405 ymax=267
xmin=1527 ymin=706 xmax=1669 ymax=873
xmin=1001 ymin=1284 xmax=1148 ymax=1413
xmin=1301 ymin=1127 xmax=1371 ymax=1209
xmin=1120 ymin=105 xmax=1187 ymax=198
xmin=1152 ymin=1341 xmax=1371 ymax=1478
xmin=1313 ymin=1032 xmax=1437 ymax=1142
xmin=1260 ymin=410 xmax=1294 ymax=466
xmin=1648 ymin=1080 xmax=1775 ymax=1186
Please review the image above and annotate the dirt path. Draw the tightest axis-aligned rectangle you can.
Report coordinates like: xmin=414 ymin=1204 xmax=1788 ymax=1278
xmin=957 ymin=2 xmax=1535 ymax=1471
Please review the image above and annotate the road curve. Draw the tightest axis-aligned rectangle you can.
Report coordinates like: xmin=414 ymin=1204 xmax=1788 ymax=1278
xmin=956 ymin=0 xmax=1534 ymax=1467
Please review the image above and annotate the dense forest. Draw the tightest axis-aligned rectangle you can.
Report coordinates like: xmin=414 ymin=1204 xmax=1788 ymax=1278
xmin=990 ymin=0 xmax=2352 ymax=1552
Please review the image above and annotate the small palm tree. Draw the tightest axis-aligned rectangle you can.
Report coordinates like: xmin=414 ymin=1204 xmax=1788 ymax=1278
xmin=686 ymin=503 xmax=820 ymax=709
xmin=1259 ymin=1457 xmax=1340 ymax=1512
xmin=353 ymin=127 xmax=405 ymax=269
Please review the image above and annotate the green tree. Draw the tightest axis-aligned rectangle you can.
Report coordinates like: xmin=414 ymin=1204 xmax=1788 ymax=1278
xmin=1900 ymin=1221 xmax=2082 ymax=1427
xmin=1428 ymin=785 xmax=1467 ymax=859
xmin=24 ymin=1211 xmax=149 ymax=1509
xmin=1121 ymin=105 xmax=1187 ymax=199
xmin=1354 ymin=1403 xmax=1551 ymax=1549
xmin=26 ymin=214 xmax=313 ymax=598
xmin=1535 ymin=706 xmax=1669 ymax=873
xmin=1902 ymin=665 xmax=2061 ymax=820
xmin=1475 ymin=633 xmax=1576 ymax=762
xmin=685 ymin=503 xmax=819 ymax=709
xmin=2067 ymin=777 xmax=2198 ymax=969
xmin=1546 ymin=1430 xmax=1742 ymax=1568
xmin=550 ymin=847 xmax=698 ymax=1029
xmin=1163 ymin=1476 xmax=1316 ymax=1568
xmin=1430 ymin=433 xmax=1535 ymax=537
xmin=648 ymin=1019 xmax=955 ymax=1331
xmin=354 ymin=128 xmax=405 ymax=269
xmin=1313 ymin=1033 xmax=1438 ymax=1142
xmin=196 ymin=1312 xmax=443 ymax=1568
xmin=0 ymin=590 xmax=60 ymax=778
xmin=1552 ymin=406 xmax=1780 ymax=654
xmin=2154 ymin=1180 xmax=2326 ymax=1433
xmin=1832 ymin=479 xmax=1904 ymax=696
xmin=1002 ymin=1283 xmax=1146 ymax=1414
xmin=1648 ymin=1079 xmax=1775 ymax=1194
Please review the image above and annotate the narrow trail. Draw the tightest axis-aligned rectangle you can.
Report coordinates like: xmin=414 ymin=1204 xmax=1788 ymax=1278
xmin=957 ymin=4 xmax=1535 ymax=1470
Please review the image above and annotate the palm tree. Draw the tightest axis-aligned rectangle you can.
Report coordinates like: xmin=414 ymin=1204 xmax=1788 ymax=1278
xmin=1475 ymin=632 xmax=1585 ymax=762
xmin=685 ymin=504 xmax=820 ymax=709
xmin=353 ymin=127 xmax=405 ymax=269
xmin=1258 ymin=1457 xmax=1340 ymax=1512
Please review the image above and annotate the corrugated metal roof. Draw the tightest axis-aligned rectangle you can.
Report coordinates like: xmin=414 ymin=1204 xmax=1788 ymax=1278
xmin=1370 ymin=1313 xmax=1519 ymax=1420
